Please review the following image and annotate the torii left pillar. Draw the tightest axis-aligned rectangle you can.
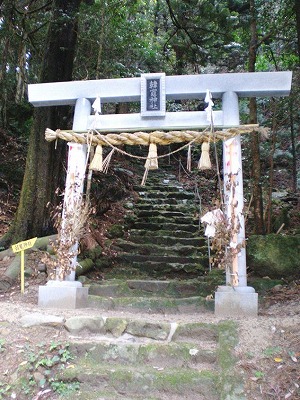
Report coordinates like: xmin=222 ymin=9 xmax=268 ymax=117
xmin=38 ymin=98 xmax=90 ymax=309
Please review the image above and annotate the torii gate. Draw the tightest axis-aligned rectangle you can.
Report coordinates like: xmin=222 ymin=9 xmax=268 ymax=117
xmin=28 ymin=71 xmax=292 ymax=314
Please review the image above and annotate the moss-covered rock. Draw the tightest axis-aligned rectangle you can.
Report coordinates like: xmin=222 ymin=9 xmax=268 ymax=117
xmin=247 ymin=234 xmax=300 ymax=279
xmin=106 ymin=224 xmax=125 ymax=239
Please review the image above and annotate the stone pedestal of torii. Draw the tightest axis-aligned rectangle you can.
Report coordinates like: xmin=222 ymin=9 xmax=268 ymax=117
xmin=28 ymin=71 xmax=292 ymax=311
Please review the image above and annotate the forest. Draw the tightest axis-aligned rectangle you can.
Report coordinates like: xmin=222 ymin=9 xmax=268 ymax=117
xmin=0 ymin=0 xmax=299 ymax=249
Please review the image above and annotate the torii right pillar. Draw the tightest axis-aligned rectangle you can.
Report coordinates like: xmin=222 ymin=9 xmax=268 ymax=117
xmin=215 ymin=91 xmax=258 ymax=317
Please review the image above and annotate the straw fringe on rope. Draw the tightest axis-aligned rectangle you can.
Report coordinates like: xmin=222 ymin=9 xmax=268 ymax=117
xmin=45 ymin=124 xmax=261 ymax=147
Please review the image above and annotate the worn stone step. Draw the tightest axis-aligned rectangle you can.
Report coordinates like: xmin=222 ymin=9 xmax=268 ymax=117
xmin=135 ymin=184 xmax=185 ymax=192
xmin=133 ymin=215 xmax=199 ymax=226
xmin=124 ymin=260 xmax=208 ymax=276
xmin=128 ymin=229 xmax=202 ymax=239
xmin=117 ymin=253 xmax=204 ymax=264
xmin=69 ymin=341 xmax=216 ymax=370
xmin=63 ymin=391 xmax=162 ymax=400
xmin=59 ymin=363 xmax=219 ymax=400
xmin=88 ymin=279 xmax=213 ymax=298
xmin=113 ymin=240 xmax=205 ymax=257
xmin=136 ymin=197 xmax=193 ymax=205
xmin=64 ymin=316 xmax=218 ymax=342
xmin=138 ymin=191 xmax=195 ymax=200
xmin=124 ymin=234 xmax=206 ymax=247
xmin=133 ymin=222 xmax=199 ymax=232
xmin=88 ymin=294 xmax=213 ymax=313
xmin=135 ymin=210 xmax=191 ymax=218
xmin=134 ymin=203 xmax=199 ymax=213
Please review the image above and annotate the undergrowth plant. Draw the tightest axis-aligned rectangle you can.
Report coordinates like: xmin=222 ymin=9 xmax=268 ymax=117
xmin=12 ymin=341 xmax=79 ymax=399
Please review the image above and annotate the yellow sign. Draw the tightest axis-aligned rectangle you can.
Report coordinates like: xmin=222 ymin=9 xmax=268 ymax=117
xmin=12 ymin=237 xmax=37 ymax=253
xmin=12 ymin=237 xmax=37 ymax=294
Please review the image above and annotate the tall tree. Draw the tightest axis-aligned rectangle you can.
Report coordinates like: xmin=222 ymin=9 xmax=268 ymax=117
xmin=295 ymin=0 xmax=300 ymax=64
xmin=248 ymin=0 xmax=265 ymax=234
xmin=0 ymin=0 xmax=83 ymax=247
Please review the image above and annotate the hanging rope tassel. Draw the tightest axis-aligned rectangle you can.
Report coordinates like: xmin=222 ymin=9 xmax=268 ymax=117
xmin=145 ymin=143 xmax=158 ymax=170
xmin=89 ymin=144 xmax=103 ymax=171
xmin=187 ymin=144 xmax=192 ymax=172
xmin=103 ymin=149 xmax=115 ymax=174
xmin=198 ymin=142 xmax=211 ymax=170
xmin=142 ymin=142 xmax=158 ymax=186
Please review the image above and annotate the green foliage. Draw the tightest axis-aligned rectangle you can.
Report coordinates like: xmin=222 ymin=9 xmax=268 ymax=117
xmin=7 ymin=341 xmax=79 ymax=398
xmin=50 ymin=380 xmax=80 ymax=396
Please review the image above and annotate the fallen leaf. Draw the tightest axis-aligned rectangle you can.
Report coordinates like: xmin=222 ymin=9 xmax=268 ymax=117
xmin=274 ymin=357 xmax=283 ymax=363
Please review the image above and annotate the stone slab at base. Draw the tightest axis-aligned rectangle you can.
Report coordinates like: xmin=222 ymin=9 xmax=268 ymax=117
xmin=215 ymin=286 xmax=258 ymax=317
xmin=38 ymin=280 xmax=88 ymax=309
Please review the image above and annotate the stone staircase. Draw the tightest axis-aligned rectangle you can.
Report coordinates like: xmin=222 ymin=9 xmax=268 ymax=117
xmin=57 ymin=170 xmax=244 ymax=399
xmin=113 ymin=169 xmax=209 ymax=278
xmin=58 ymin=298 xmax=242 ymax=400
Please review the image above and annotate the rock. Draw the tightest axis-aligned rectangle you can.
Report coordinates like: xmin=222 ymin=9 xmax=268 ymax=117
xmin=271 ymin=284 xmax=283 ymax=292
xmin=126 ymin=320 xmax=170 ymax=340
xmin=247 ymin=234 xmax=300 ymax=279
xmin=37 ymin=263 xmax=47 ymax=272
xmin=20 ymin=313 xmax=64 ymax=328
xmin=105 ymin=317 xmax=127 ymax=337
xmin=64 ymin=316 xmax=105 ymax=334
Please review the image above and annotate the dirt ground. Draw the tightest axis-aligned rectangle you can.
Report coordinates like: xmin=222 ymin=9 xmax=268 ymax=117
xmin=0 ymin=254 xmax=299 ymax=400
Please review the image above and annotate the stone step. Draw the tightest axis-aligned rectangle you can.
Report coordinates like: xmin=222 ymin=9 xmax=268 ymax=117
xmin=137 ymin=191 xmax=195 ymax=200
xmin=70 ymin=341 xmax=217 ymax=370
xmin=120 ymin=260 xmax=208 ymax=276
xmin=88 ymin=279 xmax=213 ymax=298
xmin=60 ymin=391 xmax=166 ymax=400
xmin=135 ymin=184 xmax=185 ymax=192
xmin=113 ymin=240 xmax=205 ymax=257
xmin=63 ymin=390 xmax=205 ymax=400
xmin=64 ymin=316 xmax=218 ymax=342
xmin=132 ymin=215 xmax=199 ymax=225
xmin=134 ymin=203 xmax=199 ymax=213
xmin=88 ymin=294 xmax=213 ymax=313
xmin=59 ymin=363 xmax=219 ymax=400
xmin=132 ymin=222 xmax=200 ymax=232
xmin=125 ymin=234 xmax=206 ymax=247
xmin=135 ymin=210 xmax=191 ymax=218
xmin=136 ymin=197 xmax=193 ymax=205
xmin=117 ymin=253 xmax=204 ymax=264
xmin=128 ymin=229 xmax=202 ymax=238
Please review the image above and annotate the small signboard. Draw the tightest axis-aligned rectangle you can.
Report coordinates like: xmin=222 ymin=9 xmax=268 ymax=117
xmin=12 ymin=237 xmax=37 ymax=253
xmin=141 ymin=73 xmax=166 ymax=117
xmin=12 ymin=237 xmax=37 ymax=293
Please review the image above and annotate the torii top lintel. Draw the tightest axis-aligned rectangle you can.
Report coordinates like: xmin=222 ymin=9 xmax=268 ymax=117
xmin=28 ymin=71 xmax=292 ymax=132
xmin=28 ymin=71 xmax=292 ymax=107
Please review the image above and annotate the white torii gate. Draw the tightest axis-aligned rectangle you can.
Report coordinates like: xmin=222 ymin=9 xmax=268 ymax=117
xmin=28 ymin=71 xmax=292 ymax=313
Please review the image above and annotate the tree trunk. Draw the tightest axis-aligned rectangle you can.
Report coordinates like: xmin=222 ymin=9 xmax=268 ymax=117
xmin=295 ymin=0 xmax=300 ymax=64
xmin=0 ymin=0 xmax=82 ymax=247
xmin=248 ymin=0 xmax=265 ymax=234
